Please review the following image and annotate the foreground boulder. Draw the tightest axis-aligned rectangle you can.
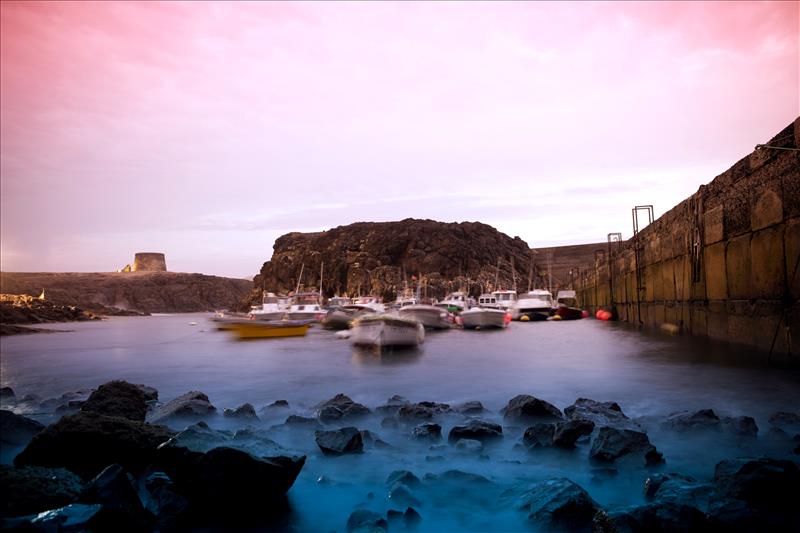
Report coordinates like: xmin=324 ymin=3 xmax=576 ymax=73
xmin=315 ymin=427 xmax=364 ymax=455
xmin=148 ymin=391 xmax=216 ymax=425
xmin=589 ymin=427 xmax=663 ymax=466
xmin=78 ymin=463 xmax=154 ymax=531
xmin=14 ymin=411 xmax=174 ymax=479
xmin=643 ymin=473 xmax=712 ymax=509
xmin=411 ymin=423 xmax=442 ymax=443
xmin=81 ymin=381 xmax=158 ymax=422
xmin=501 ymin=395 xmax=563 ymax=424
xmin=347 ymin=509 xmax=388 ymax=532
xmin=136 ymin=470 xmax=189 ymax=532
xmin=523 ymin=420 xmax=595 ymax=449
xmin=315 ymin=394 xmax=370 ymax=423
xmin=564 ymin=398 xmax=639 ymax=431
xmin=0 ymin=410 xmax=44 ymax=448
xmin=515 ymin=478 xmax=603 ymax=532
xmin=0 ymin=465 xmax=83 ymax=518
xmin=397 ymin=401 xmax=452 ymax=422
xmin=523 ymin=423 xmax=556 ymax=448
xmin=223 ymin=403 xmax=258 ymax=421
xmin=447 ymin=419 xmax=503 ymax=444
xmin=611 ymin=502 xmax=710 ymax=532
xmin=159 ymin=422 xmax=284 ymax=457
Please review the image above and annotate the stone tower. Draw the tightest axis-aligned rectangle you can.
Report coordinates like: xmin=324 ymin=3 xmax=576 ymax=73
xmin=132 ymin=252 xmax=167 ymax=272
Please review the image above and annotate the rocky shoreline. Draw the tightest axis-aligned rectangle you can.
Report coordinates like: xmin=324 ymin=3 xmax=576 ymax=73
xmin=1 ymin=381 xmax=798 ymax=531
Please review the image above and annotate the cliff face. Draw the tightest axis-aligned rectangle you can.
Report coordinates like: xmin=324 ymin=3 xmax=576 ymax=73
xmin=0 ymin=272 xmax=252 ymax=313
xmin=252 ymin=219 xmax=536 ymax=302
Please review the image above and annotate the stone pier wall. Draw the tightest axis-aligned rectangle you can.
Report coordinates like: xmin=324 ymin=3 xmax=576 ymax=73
xmin=575 ymin=118 xmax=799 ymax=362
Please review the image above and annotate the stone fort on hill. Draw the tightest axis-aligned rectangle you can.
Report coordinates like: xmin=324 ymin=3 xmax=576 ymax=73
xmin=119 ymin=252 xmax=167 ymax=272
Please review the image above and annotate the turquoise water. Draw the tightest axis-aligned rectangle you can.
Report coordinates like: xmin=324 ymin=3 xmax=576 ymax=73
xmin=1 ymin=315 xmax=799 ymax=531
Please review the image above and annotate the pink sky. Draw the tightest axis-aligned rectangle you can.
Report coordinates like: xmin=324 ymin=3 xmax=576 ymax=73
xmin=1 ymin=1 xmax=798 ymax=278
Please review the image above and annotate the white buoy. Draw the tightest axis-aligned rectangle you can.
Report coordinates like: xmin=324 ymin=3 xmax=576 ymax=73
xmin=189 ymin=321 xmax=198 ymax=326
xmin=335 ymin=330 xmax=351 ymax=339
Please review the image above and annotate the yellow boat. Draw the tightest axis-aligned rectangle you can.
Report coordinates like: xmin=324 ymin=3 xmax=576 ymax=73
xmin=228 ymin=320 xmax=310 ymax=339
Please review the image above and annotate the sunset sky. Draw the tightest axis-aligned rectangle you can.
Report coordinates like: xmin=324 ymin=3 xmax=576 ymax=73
xmin=1 ymin=1 xmax=798 ymax=278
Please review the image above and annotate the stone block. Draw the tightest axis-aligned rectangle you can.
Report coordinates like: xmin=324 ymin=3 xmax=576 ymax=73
xmin=653 ymin=263 xmax=665 ymax=301
xmin=726 ymin=234 xmax=751 ymax=299
xmin=750 ymin=226 xmax=785 ymax=299
xmin=662 ymin=259 xmax=675 ymax=300
xmin=690 ymin=302 xmax=707 ymax=337
xmin=704 ymin=206 xmax=724 ymax=244
xmin=706 ymin=301 xmax=728 ymax=342
xmin=785 ymin=218 xmax=800 ymax=300
xmin=751 ymin=186 xmax=783 ymax=231
xmin=704 ymin=242 xmax=727 ymax=300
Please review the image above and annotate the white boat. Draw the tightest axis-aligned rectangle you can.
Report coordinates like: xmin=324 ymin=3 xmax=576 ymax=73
xmin=398 ymin=304 xmax=451 ymax=329
xmin=556 ymin=290 xmax=578 ymax=307
xmin=492 ymin=290 xmax=518 ymax=312
xmin=476 ymin=293 xmax=500 ymax=309
xmin=286 ymin=292 xmax=326 ymax=321
xmin=249 ymin=292 xmax=289 ymax=321
xmin=328 ymin=295 xmax=352 ymax=307
xmin=513 ymin=290 xmax=554 ymax=321
xmin=351 ymin=296 xmax=386 ymax=313
xmin=435 ymin=291 xmax=471 ymax=313
xmin=460 ymin=307 xmax=509 ymax=329
xmin=350 ymin=314 xmax=425 ymax=348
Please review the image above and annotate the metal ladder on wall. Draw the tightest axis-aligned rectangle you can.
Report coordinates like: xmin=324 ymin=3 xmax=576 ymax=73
xmin=632 ymin=206 xmax=654 ymax=325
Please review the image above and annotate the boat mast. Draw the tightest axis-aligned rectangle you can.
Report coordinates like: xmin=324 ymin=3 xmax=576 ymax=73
xmin=319 ymin=261 xmax=324 ymax=301
xmin=511 ymin=256 xmax=517 ymax=292
xmin=547 ymin=253 xmax=552 ymax=295
xmin=494 ymin=258 xmax=501 ymax=291
xmin=294 ymin=263 xmax=305 ymax=296
xmin=527 ymin=252 xmax=533 ymax=292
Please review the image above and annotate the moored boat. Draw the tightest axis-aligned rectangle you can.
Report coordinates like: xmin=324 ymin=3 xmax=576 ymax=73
xmin=249 ymin=292 xmax=289 ymax=321
xmin=398 ymin=304 xmax=452 ymax=329
xmin=350 ymin=314 xmax=425 ymax=348
xmin=460 ymin=307 xmax=509 ymax=329
xmin=513 ymin=290 xmax=554 ymax=321
xmin=554 ymin=305 xmax=584 ymax=320
xmin=435 ymin=291 xmax=471 ymax=314
xmin=491 ymin=290 xmax=518 ymax=312
xmin=227 ymin=319 xmax=310 ymax=339
xmin=286 ymin=291 xmax=326 ymax=321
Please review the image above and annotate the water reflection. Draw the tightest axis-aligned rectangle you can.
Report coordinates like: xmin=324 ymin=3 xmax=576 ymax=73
xmin=350 ymin=346 xmax=423 ymax=366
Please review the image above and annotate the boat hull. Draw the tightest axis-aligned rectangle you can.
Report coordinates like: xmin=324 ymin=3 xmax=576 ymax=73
xmin=350 ymin=317 xmax=425 ymax=347
xmin=250 ymin=311 xmax=286 ymax=321
xmin=228 ymin=321 xmax=310 ymax=339
xmin=460 ymin=309 xmax=508 ymax=329
xmin=286 ymin=311 xmax=325 ymax=322
xmin=555 ymin=306 xmax=584 ymax=320
xmin=398 ymin=306 xmax=451 ymax=329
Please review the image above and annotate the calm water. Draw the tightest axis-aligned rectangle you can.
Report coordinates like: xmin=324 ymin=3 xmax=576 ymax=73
xmin=2 ymin=315 xmax=799 ymax=531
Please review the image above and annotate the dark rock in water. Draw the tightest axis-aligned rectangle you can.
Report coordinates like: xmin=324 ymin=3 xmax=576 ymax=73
xmin=223 ymin=403 xmax=259 ymax=421
xmin=454 ymin=401 xmax=485 ymax=415
xmin=148 ymin=391 xmax=216 ymax=425
xmin=397 ymin=401 xmax=452 ymax=422
xmin=643 ymin=473 xmax=697 ymax=500
xmin=722 ymin=415 xmax=758 ymax=437
xmin=642 ymin=473 xmax=712 ymax=509
xmin=315 ymin=394 xmax=370 ymax=422
xmin=269 ymin=399 xmax=289 ymax=408
xmin=501 ymin=395 xmax=563 ymax=423
xmin=402 ymin=506 xmax=422 ymax=527
xmin=0 ymin=464 xmax=83 ymax=518
xmin=81 ymin=380 xmax=157 ymax=422
xmin=13 ymin=411 xmax=174 ymax=479
xmin=523 ymin=423 xmax=556 ymax=448
xmin=381 ymin=417 xmax=399 ymax=429
xmin=768 ymin=411 xmax=800 ymax=433
xmin=155 ymin=445 xmax=305 ymax=514
xmin=610 ymin=502 xmax=710 ymax=533
xmin=553 ymin=419 xmax=595 ymax=448
xmin=375 ymin=395 xmax=410 ymax=415
xmin=564 ymin=398 xmax=641 ymax=432
xmin=136 ymin=470 xmax=189 ymax=532
xmin=285 ymin=414 xmax=322 ymax=428
xmin=0 ymin=387 xmax=15 ymax=402
xmin=387 ymin=506 xmax=422 ymax=528
xmin=346 ymin=509 xmax=388 ymax=533
xmin=56 ymin=400 xmax=85 ymax=413
xmin=662 ymin=409 xmax=758 ymax=437
xmin=411 ymin=422 xmax=442 ymax=442
xmin=448 ymin=419 xmax=503 ymax=444
xmin=79 ymin=463 xmax=154 ymax=532
xmin=14 ymin=503 xmax=103 ymax=530
xmin=360 ymin=430 xmax=392 ymax=449
xmin=0 ymin=409 xmax=44 ymax=447
xmin=315 ymin=427 xmax=364 ymax=455
xmin=590 ymin=427 xmax=663 ymax=466
xmin=516 ymin=477 xmax=602 ymax=532
xmin=455 ymin=439 xmax=483 ymax=453
xmin=386 ymin=470 xmax=422 ymax=489
xmin=423 ymin=470 xmax=492 ymax=485
xmin=161 ymin=422 xmax=283 ymax=457
xmin=260 ymin=400 xmax=290 ymax=417
xmin=388 ymin=483 xmax=420 ymax=507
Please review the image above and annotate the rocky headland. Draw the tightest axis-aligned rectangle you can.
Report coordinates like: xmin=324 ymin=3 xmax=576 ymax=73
xmin=245 ymin=219 xmax=539 ymax=307
xmin=0 ymin=272 xmax=253 ymax=316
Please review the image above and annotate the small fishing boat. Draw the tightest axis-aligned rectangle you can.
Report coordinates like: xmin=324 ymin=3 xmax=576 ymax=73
xmin=227 ymin=319 xmax=310 ymax=339
xmin=351 ymin=296 xmax=386 ymax=313
xmin=286 ymin=292 xmax=326 ymax=321
xmin=476 ymin=293 xmax=500 ymax=309
xmin=350 ymin=314 xmax=425 ymax=348
xmin=322 ymin=308 xmax=357 ymax=330
xmin=491 ymin=290 xmax=518 ymax=312
xmin=398 ymin=304 xmax=452 ymax=329
xmin=211 ymin=312 xmax=250 ymax=330
xmin=460 ymin=306 xmax=509 ymax=329
xmin=249 ymin=292 xmax=289 ymax=321
xmin=554 ymin=305 xmax=584 ymax=320
xmin=513 ymin=290 xmax=554 ymax=321
xmin=435 ymin=291 xmax=471 ymax=314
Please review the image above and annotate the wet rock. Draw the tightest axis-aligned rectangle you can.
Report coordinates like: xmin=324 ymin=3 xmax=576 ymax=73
xmin=523 ymin=423 xmax=556 ymax=448
xmin=315 ymin=394 xmax=370 ymax=422
xmin=148 ymin=391 xmax=216 ymax=425
xmin=223 ymin=403 xmax=259 ymax=421
xmin=386 ymin=470 xmax=422 ymax=489
xmin=161 ymin=422 xmax=283 ymax=456
xmin=78 ymin=463 xmax=154 ymax=532
xmin=768 ymin=411 xmax=800 ymax=433
xmin=722 ymin=415 xmax=758 ymax=437
xmin=455 ymin=438 xmax=483 ymax=453
xmin=516 ymin=477 xmax=603 ymax=532
xmin=375 ymin=395 xmax=410 ymax=415
xmin=315 ymin=426 xmax=364 ymax=455
xmin=155 ymin=445 xmax=305 ymax=515
xmin=662 ymin=409 xmax=758 ymax=437
xmin=81 ymin=380 xmax=157 ymax=422
xmin=136 ymin=470 xmax=189 ymax=532
xmin=553 ymin=419 xmax=595 ymax=448
xmin=448 ymin=419 xmax=503 ymax=444
xmin=454 ymin=401 xmax=485 ymax=415
xmin=347 ymin=509 xmax=388 ymax=532
xmin=397 ymin=401 xmax=452 ymax=422
xmin=643 ymin=473 xmax=697 ymax=500
xmin=564 ymin=398 xmax=639 ymax=431
xmin=387 ymin=507 xmax=421 ymax=528
xmin=589 ymin=427 xmax=664 ymax=466
xmin=15 ymin=503 xmax=103 ymax=530
xmin=285 ymin=414 xmax=322 ymax=428
xmin=381 ymin=417 xmax=399 ymax=429
xmin=56 ymin=400 xmax=86 ymax=413
xmin=13 ymin=411 xmax=174 ymax=479
xmin=610 ymin=502 xmax=710 ymax=533
xmin=411 ymin=422 xmax=442 ymax=442
xmin=0 ymin=410 xmax=44 ymax=448
xmin=0 ymin=464 xmax=84 ymax=518
xmin=0 ymin=387 xmax=15 ymax=402
xmin=259 ymin=400 xmax=289 ymax=418
xmin=643 ymin=473 xmax=712 ymax=509
xmin=360 ymin=430 xmax=392 ymax=450
xmin=423 ymin=470 xmax=492 ymax=485
xmin=501 ymin=395 xmax=563 ymax=423
xmin=388 ymin=483 xmax=420 ymax=507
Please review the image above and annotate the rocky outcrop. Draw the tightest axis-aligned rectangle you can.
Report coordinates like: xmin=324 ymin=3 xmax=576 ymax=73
xmin=502 ymin=395 xmax=563 ymax=424
xmin=81 ymin=381 xmax=157 ymax=422
xmin=315 ymin=427 xmax=364 ymax=455
xmin=447 ymin=419 xmax=503 ymax=444
xmin=0 ymin=272 xmax=252 ymax=314
xmin=248 ymin=219 xmax=535 ymax=302
xmin=589 ymin=427 xmax=664 ymax=466
xmin=0 ymin=465 xmax=84 ymax=518
xmin=148 ymin=391 xmax=216 ymax=425
xmin=515 ymin=478 xmax=603 ymax=532
xmin=0 ymin=410 xmax=44 ymax=448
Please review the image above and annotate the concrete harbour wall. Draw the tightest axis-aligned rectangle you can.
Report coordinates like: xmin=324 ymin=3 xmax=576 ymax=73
xmin=574 ymin=118 xmax=799 ymax=362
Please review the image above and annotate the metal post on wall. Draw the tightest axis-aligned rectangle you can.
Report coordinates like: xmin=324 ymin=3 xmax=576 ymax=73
xmin=607 ymin=233 xmax=622 ymax=315
xmin=631 ymin=206 xmax=654 ymax=325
